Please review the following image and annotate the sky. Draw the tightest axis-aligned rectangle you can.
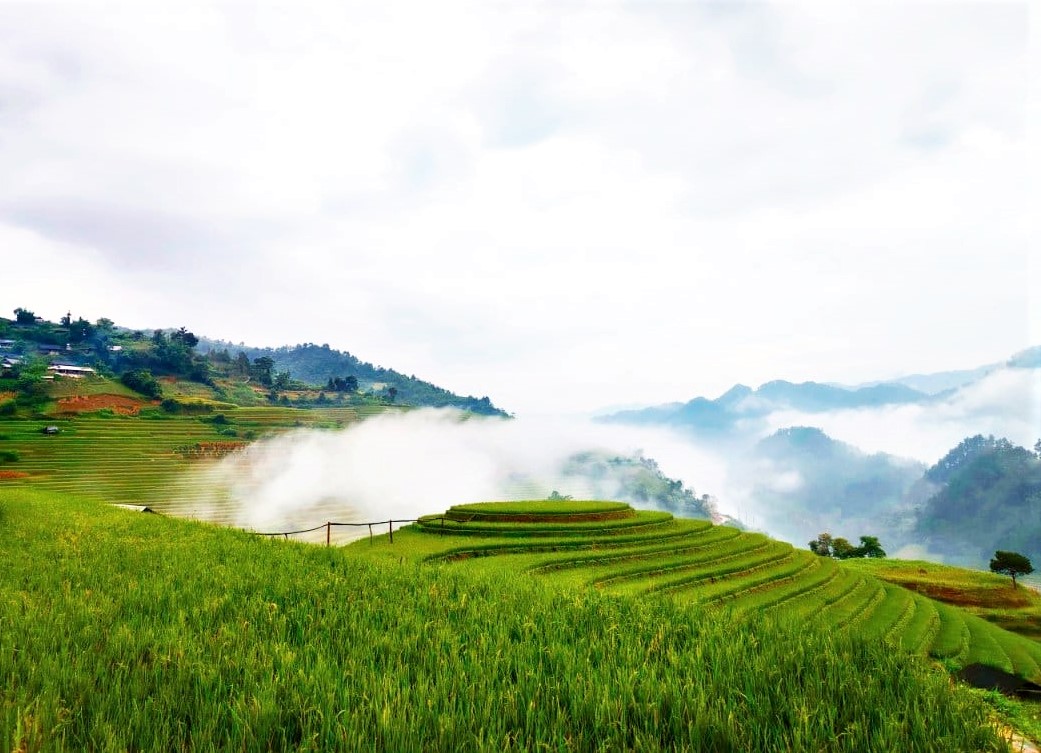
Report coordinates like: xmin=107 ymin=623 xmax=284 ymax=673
xmin=1 ymin=1 xmax=1036 ymax=417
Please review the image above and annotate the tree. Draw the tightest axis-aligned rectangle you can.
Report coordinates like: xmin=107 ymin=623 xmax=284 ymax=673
xmin=12 ymin=356 xmax=48 ymax=405
xmin=68 ymin=317 xmax=95 ymax=344
xmin=121 ymin=370 xmax=163 ymax=399
xmin=234 ymin=351 xmax=251 ymax=377
xmin=990 ymin=551 xmax=1034 ymax=588
xmin=857 ymin=536 xmax=886 ymax=558
xmin=250 ymin=357 xmax=274 ymax=386
xmin=831 ymin=537 xmax=858 ymax=559
xmin=13 ymin=308 xmax=35 ymax=325
xmin=273 ymin=370 xmax=291 ymax=391
xmin=809 ymin=533 xmax=833 ymax=557
xmin=810 ymin=532 xmax=885 ymax=559
xmin=171 ymin=327 xmax=199 ymax=349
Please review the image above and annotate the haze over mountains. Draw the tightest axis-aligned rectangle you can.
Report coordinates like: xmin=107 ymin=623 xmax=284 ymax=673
xmin=601 ymin=344 xmax=1040 ymax=437
xmin=597 ymin=346 xmax=1041 ymax=568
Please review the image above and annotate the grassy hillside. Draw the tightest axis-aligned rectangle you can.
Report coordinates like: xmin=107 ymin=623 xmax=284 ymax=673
xmin=0 ymin=311 xmax=508 ymax=415
xmin=0 ymin=489 xmax=1011 ymax=751
xmin=3 ymin=405 xmax=1041 ymax=748
xmin=845 ymin=558 xmax=1041 ymax=642
xmin=915 ymin=435 xmax=1041 ymax=566
xmin=0 ymin=404 xmax=384 ymax=517
xmin=372 ymin=501 xmax=1041 ymax=684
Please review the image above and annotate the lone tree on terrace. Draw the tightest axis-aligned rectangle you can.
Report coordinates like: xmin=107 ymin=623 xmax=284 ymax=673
xmin=990 ymin=550 xmax=1034 ymax=588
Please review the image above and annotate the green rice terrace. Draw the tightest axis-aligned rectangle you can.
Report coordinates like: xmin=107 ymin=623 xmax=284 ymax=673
xmin=385 ymin=501 xmax=1041 ymax=683
xmin=3 ymin=410 xmax=1041 ymax=749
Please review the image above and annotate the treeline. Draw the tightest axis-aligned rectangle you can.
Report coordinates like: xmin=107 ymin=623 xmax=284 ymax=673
xmin=198 ymin=340 xmax=507 ymax=416
xmin=915 ymin=435 xmax=1041 ymax=564
xmin=1 ymin=309 xmax=507 ymax=416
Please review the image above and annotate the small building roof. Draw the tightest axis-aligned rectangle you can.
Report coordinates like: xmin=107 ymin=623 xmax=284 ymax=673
xmin=48 ymin=364 xmax=96 ymax=373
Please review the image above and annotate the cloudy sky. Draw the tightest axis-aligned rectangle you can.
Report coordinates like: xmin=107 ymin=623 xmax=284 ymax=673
xmin=2 ymin=2 xmax=1035 ymax=416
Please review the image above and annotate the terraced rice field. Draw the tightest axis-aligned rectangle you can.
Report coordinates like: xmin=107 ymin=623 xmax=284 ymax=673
xmin=0 ymin=404 xmax=386 ymax=518
xmin=405 ymin=500 xmax=1041 ymax=682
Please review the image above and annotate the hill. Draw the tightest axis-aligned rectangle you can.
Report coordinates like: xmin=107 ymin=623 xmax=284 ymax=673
xmin=0 ymin=309 xmax=507 ymax=416
xmin=914 ymin=435 xmax=1041 ymax=566
xmin=600 ymin=379 xmax=930 ymax=436
xmin=599 ymin=345 xmax=1040 ymax=433
xmin=197 ymin=339 xmax=505 ymax=415
xmin=0 ymin=489 xmax=1018 ymax=751
xmin=2 ymin=399 xmax=1039 ymax=748
xmin=845 ymin=557 xmax=1041 ymax=642
xmin=737 ymin=426 xmax=924 ymax=547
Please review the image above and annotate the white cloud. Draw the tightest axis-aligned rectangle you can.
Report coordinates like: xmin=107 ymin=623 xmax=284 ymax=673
xmin=0 ymin=2 xmax=1033 ymax=414
xmin=763 ymin=368 xmax=1041 ymax=465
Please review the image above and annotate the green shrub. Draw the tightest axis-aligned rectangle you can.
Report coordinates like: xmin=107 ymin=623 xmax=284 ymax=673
xmin=120 ymin=370 xmax=162 ymax=399
xmin=0 ymin=449 xmax=19 ymax=463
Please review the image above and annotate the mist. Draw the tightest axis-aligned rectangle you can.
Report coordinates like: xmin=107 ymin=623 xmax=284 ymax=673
xmin=760 ymin=367 xmax=1041 ymax=465
xmin=180 ymin=367 xmax=1039 ymax=549
xmin=185 ymin=409 xmax=727 ymax=538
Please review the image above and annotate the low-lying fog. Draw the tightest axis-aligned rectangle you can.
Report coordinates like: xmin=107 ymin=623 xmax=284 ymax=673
xmin=186 ymin=367 xmax=1040 ymax=554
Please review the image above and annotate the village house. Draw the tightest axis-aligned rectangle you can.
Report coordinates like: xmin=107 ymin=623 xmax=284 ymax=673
xmin=47 ymin=364 xmax=96 ymax=378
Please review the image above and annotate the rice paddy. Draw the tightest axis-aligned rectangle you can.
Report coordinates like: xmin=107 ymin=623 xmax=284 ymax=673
xmin=391 ymin=500 xmax=1041 ymax=683
xmin=2 ymin=409 xmax=1039 ymax=749
xmin=0 ymin=489 xmax=1014 ymax=751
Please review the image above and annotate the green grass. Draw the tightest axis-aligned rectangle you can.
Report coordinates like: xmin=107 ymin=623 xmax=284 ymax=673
xmin=45 ymin=376 xmax=140 ymax=399
xmin=398 ymin=501 xmax=1041 ymax=692
xmin=446 ymin=500 xmax=632 ymax=518
xmin=1 ymin=409 xmax=1040 ymax=749
xmin=845 ymin=558 xmax=1041 ymax=641
xmin=0 ymin=489 xmax=1012 ymax=751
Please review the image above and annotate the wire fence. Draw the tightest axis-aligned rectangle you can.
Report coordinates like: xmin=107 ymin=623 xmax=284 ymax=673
xmin=252 ymin=518 xmax=433 ymax=545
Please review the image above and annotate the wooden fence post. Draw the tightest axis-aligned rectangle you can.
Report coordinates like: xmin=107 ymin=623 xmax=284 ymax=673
xmin=368 ymin=523 xmax=373 ymax=543
xmin=389 ymin=520 xmax=393 ymax=543
xmin=326 ymin=521 xmax=331 ymax=547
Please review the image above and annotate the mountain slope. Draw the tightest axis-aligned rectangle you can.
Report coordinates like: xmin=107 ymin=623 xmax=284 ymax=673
xmin=199 ymin=339 xmax=506 ymax=416
xmin=601 ymin=379 xmax=930 ymax=435
xmin=915 ymin=436 xmax=1041 ymax=565
xmin=735 ymin=427 xmax=924 ymax=547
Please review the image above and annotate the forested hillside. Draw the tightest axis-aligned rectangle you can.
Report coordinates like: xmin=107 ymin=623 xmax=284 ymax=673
xmin=915 ymin=435 xmax=1041 ymax=564
xmin=198 ymin=339 xmax=505 ymax=416
xmin=0 ymin=309 xmax=506 ymax=416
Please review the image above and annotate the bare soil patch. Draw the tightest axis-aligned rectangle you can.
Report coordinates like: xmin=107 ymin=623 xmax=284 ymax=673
xmin=57 ymin=394 xmax=148 ymax=415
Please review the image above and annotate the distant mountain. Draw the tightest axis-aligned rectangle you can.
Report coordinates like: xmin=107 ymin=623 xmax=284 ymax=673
xmin=600 ymin=345 xmax=1039 ymax=434
xmin=914 ymin=436 xmax=1041 ymax=566
xmin=198 ymin=339 xmax=507 ymax=417
xmin=736 ymin=427 xmax=924 ymax=547
xmin=1008 ymin=345 xmax=1041 ymax=369
xmin=601 ymin=379 xmax=929 ymax=435
xmin=853 ymin=345 xmax=1040 ymax=395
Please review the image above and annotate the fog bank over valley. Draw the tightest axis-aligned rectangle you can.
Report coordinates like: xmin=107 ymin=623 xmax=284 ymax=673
xmin=182 ymin=364 xmax=1039 ymax=562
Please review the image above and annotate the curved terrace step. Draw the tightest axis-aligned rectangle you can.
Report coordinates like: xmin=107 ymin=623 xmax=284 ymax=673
xmin=577 ymin=535 xmax=775 ymax=590
xmin=528 ymin=524 xmax=740 ymax=574
xmin=637 ymin=541 xmax=795 ymax=598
